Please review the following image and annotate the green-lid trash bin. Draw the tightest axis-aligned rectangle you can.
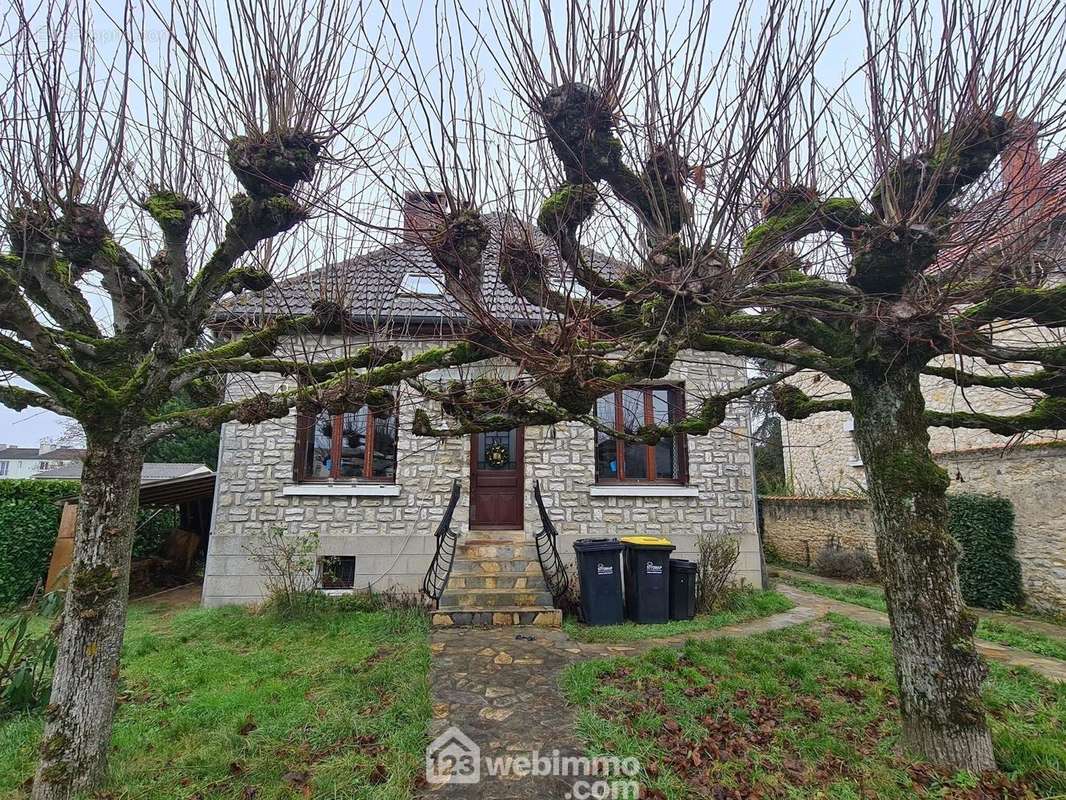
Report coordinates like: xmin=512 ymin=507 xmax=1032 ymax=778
xmin=620 ymin=536 xmax=675 ymax=624
xmin=573 ymin=538 xmax=624 ymax=626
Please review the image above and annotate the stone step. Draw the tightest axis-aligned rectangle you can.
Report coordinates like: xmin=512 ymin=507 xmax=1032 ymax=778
xmin=450 ymin=558 xmax=543 ymax=575
xmin=455 ymin=542 xmax=538 ymax=560
xmin=464 ymin=530 xmax=527 ymax=543
xmin=439 ymin=588 xmax=554 ymax=609
xmin=431 ymin=606 xmax=562 ymax=628
xmin=446 ymin=572 xmax=548 ymax=590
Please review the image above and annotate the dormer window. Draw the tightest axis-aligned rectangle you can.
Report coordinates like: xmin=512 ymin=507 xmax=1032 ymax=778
xmin=400 ymin=273 xmax=444 ymax=296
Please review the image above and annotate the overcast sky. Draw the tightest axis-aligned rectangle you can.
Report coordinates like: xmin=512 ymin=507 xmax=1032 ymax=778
xmin=1 ymin=0 xmax=1059 ymax=447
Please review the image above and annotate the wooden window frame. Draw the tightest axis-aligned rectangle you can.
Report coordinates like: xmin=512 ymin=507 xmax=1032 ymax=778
xmin=595 ymin=385 xmax=688 ymax=484
xmin=294 ymin=405 xmax=398 ymax=483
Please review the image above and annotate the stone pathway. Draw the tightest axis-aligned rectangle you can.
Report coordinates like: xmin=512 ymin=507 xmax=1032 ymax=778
xmin=771 ymin=566 xmax=1066 ymax=642
xmin=421 ymin=587 xmax=1066 ymax=798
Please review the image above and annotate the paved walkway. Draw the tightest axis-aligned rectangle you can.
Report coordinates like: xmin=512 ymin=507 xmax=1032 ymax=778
xmin=771 ymin=566 xmax=1066 ymax=641
xmin=421 ymin=585 xmax=1066 ymax=799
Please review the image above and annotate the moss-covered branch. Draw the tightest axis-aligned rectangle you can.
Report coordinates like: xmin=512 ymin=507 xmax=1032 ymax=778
xmin=925 ymin=397 xmax=1066 ymax=435
xmin=923 ymin=364 xmax=1066 ymax=392
xmin=0 ymin=384 xmax=71 ymax=416
xmin=958 ymin=285 xmax=1066 ymax=328
xmin=772 ymin=383 xmax=852 ymax=420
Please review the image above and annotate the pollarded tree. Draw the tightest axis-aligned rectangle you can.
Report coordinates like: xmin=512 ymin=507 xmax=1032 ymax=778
xmin=380 ymin=0 xmax=1066 ymax=771
xmin=0 ymin=2 xmax=492 ymax=797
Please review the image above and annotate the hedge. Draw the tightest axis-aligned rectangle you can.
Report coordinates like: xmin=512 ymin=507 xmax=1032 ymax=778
xmin=0 ymin=480 xmax=181 ymax=608
xmin=0 ymin=480 xmax=80 ymax=607
xmin=947 ymin=493 xmax=1023 ymax=610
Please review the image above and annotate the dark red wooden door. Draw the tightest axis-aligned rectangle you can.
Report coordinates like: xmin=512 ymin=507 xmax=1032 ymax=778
xmin=470 ymin=429 xmax=524 ymax=530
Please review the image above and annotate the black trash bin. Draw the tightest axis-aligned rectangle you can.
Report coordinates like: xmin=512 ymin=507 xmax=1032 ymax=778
xmin=621 ymin=536 xmax=675 ymax=624
xmin=669 ymin=559 xmax=698 ymax=620
xmin=573 ymin=538 xmax=625 ymax=626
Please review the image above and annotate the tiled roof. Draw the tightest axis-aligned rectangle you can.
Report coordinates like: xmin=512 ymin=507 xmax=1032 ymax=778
xmin=0 ymin=447 xmax=41 ymax=460
xmin=0 ymin=446 xmax=85 ymax=461
xmin=211 ymin=214 xmax=626 ymax=327
xmin=34 ymin=462 xmax=211 ymax=481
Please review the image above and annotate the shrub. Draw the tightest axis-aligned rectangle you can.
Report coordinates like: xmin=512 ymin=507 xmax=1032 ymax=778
xmin=813 ymin=539 xmax=876 ymax=580
xmin=0 ymin=480 xmax=80 ymax=607
xmin=244 ymin=526 xmax=321 ymax=617
xmin=1 ymin=589 xmax=63 ymax=715
xmin=948 ymin=493 xmax=1022 ymax=610
xmin=695 ymin=533 xmax=741 ymax=613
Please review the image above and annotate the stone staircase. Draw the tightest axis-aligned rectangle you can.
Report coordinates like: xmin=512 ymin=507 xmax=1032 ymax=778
xmin=430 ymin=531 xmax=562 ymax=627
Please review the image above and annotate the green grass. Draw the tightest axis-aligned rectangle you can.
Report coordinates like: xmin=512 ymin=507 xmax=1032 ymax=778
xmin=562 ymin=590 xmax=793 ymax=643
xmin=562 ymin=614 xmax=1066 ymax=799
xmin=0 ymin=601 xmax=431 ymax=799
xmin=780 ymin=576 xmax=1066 ymax=661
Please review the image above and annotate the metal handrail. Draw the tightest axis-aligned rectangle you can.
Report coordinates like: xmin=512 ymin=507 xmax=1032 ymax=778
xmin=421 ymin=479 xmax=462 ymax=606
xmin=533 ymin=479 xmax=573 ymax=606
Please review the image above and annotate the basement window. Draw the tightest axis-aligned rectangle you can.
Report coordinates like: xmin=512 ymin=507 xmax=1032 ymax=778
xmin=318 ymin=556 xmax=356 ymax=591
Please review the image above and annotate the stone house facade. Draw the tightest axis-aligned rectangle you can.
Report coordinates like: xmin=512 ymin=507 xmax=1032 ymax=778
xmin=203 ymin=201 xmax=763 ymax=606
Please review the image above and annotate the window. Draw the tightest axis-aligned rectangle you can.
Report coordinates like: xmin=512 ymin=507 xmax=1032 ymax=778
xmin=400 ymin=273 xmax=443 ymax=296
xmin=0 ymin=462 xmax=7 ymax=476
xmin=844 ymin=416 xmax=863 ymax=466
xmin=318 ymin=556 xmax=356 ymax=590
xmin=296 ymin=402 xmax=398 ymax=482
xmin=594 ymin=386 xmax=686 ymax=483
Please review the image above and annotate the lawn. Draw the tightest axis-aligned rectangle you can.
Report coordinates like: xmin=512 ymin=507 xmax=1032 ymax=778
xmin=563 ymin=614 xmax=1066 ymax=799
xmin=781 ymin=576 xmax=1066 ymax=662
xmin=0 ymin=600 xmax=431 ymax=799
xmin=562 ymin=590 xmax=794 ymax=643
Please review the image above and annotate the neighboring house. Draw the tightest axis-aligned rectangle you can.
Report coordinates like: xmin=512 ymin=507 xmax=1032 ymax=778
xmin=203 ymin=193 xmax=763 ymax=611
xmin=33 ymin=462 xmax=212 ymax=482
xmin=0 ymin=438 xmax=86 ymax=480
xmin=779 ymin=128 xmax=1066 ymax=612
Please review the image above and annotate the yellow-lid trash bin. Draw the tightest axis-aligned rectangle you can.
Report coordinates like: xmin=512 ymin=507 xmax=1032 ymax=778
xmin=620 ymin=535 xmax=672 ymax=547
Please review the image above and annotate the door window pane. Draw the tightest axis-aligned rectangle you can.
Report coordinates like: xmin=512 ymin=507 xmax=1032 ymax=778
xmin=478 ymin=430 xmax=516 ymax=470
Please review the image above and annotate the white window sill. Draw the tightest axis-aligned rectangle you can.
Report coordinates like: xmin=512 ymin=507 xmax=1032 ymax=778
xmin=317 ymin=587 xmax=355 ymax=596
xmin=589 ymin=485 xmax=699 ymax=498
xmin=282 ymin=484 xmax=401 ymax=497
xmin=848 ymin=460 xmax=864 ymax=467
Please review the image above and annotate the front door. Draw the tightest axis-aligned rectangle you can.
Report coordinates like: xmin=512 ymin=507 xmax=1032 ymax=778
xmin=470 ymin=429 xmax=524 ymax=530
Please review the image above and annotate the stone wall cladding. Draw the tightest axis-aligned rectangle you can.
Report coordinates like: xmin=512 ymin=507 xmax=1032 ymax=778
xmin=203 ymin=339 xmax=763 ymax=605
xmin=763 ymin=445 xmax=1066 ymax=613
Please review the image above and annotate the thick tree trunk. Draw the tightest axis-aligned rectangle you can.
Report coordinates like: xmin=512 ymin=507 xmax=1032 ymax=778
xmin=851 ymin=366 xmax=995 ymax=772
xmin=32 ymin=437 xmax=144 ymax=800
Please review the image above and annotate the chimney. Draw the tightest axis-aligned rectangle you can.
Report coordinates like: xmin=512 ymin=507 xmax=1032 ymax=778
xmin=401 ymin=191 xmax=448 ymax=242
xmin=38 ymin=436 xmax=57 ymax=455
xmin=1001 ymin=117 xmax=1042 ymax=204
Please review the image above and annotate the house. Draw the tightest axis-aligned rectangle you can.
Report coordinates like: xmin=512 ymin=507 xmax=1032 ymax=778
xmin=777 ymin=127 xmax=1066 ymax=612
xmin=0 ymin=438 xmax=85 ymax=480
xmin=202 ymin=193 xmax=764 ymax=614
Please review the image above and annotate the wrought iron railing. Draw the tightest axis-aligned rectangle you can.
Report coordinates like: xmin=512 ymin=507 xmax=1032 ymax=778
xmin=533 ymin=479 xmax=573 ymax=606
xmin=421 ymin=479 xmax=462 ymax=606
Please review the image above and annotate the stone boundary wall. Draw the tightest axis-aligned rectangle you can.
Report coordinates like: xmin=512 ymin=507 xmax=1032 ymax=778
xmin=759 ymin=497 xmax=873 ymax=568
xmin=762 ymin=444 xmax=1066 ymax=613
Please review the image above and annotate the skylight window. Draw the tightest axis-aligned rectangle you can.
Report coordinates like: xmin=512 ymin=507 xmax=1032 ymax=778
xmin=400 ymin=273 xmax=444 ymax=296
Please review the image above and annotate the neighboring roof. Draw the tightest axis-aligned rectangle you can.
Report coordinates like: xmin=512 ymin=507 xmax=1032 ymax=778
xmin=34 ymin=462 xmax=211 ymax=482
xmin=211 ymin=213 xmax=627 ymax=328
xmin=0 ymin=447 xmax=41 ymax=460
xmin=0 ymin=446 xmax=85 ymax=461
